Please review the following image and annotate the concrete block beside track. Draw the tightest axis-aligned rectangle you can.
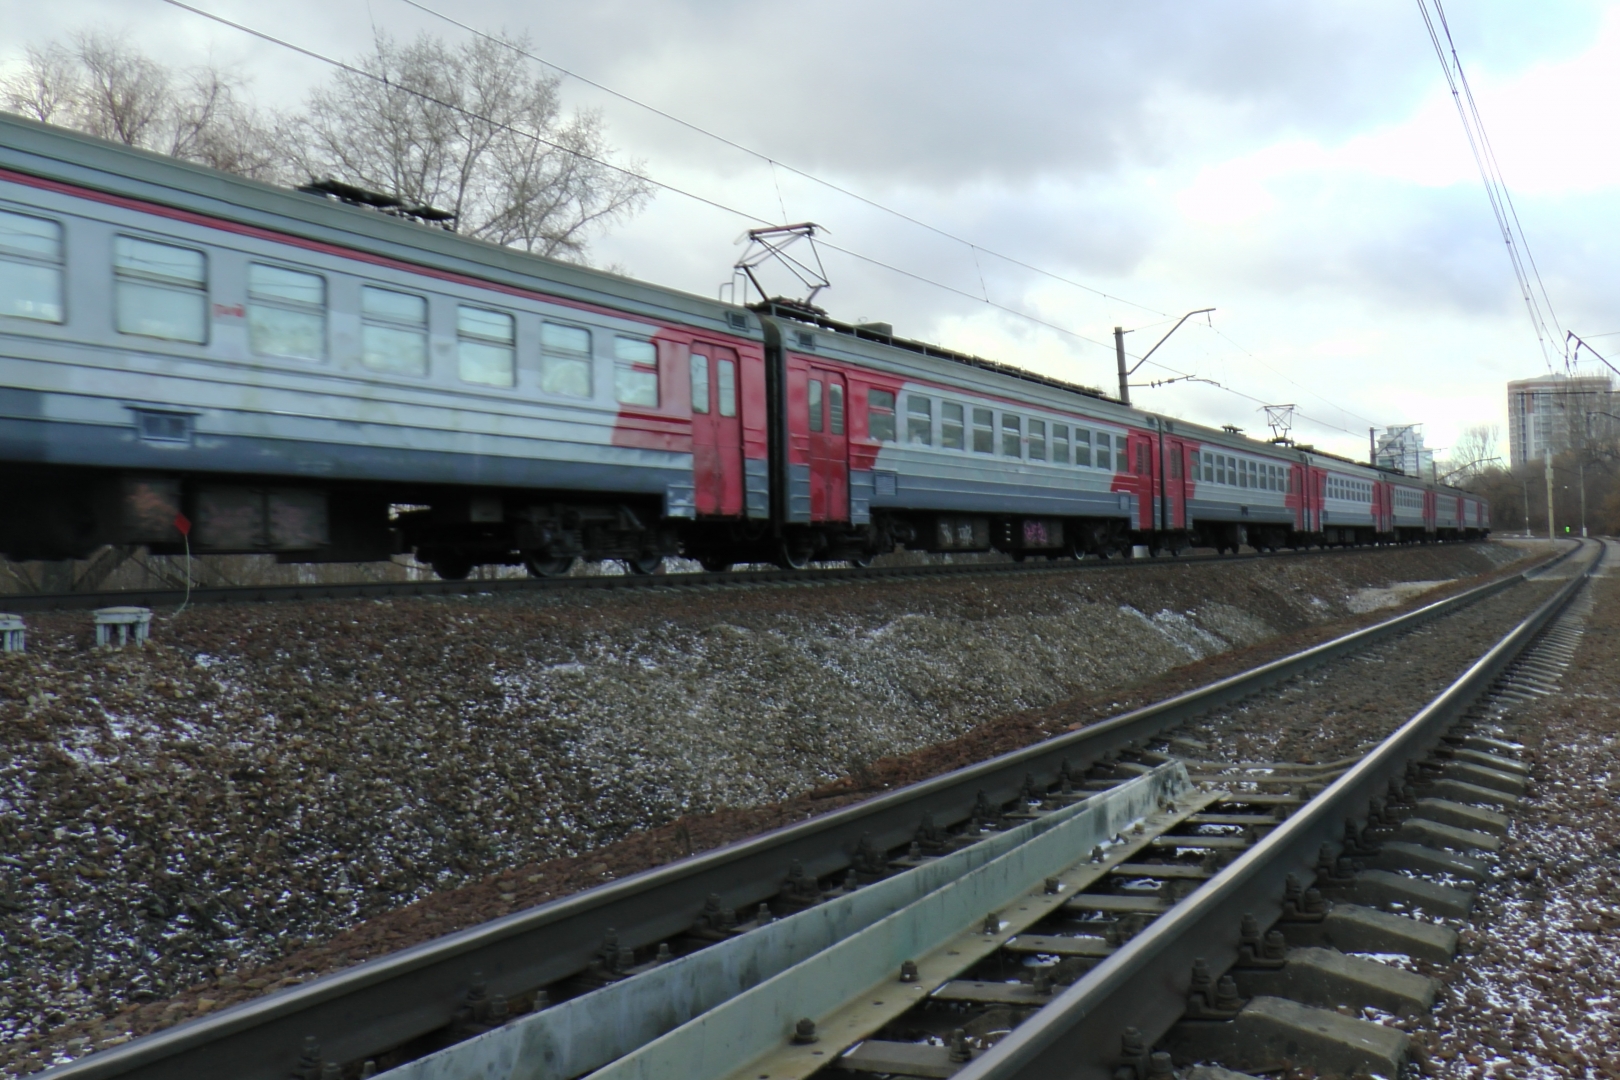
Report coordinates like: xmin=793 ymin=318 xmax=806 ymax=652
xmin=1234 ymin=945 xmax=1438 ymax=1016
xmin=1442 ymin=760 xmax=1527 ymax=796
xmin=1450 ymin=747 xmax=1529 ymax=775
xmin=1324 ymin=867 xmax=1475 ymax=918
xmin=1426 ymin=777 xmax=1520 ymax=809
xmin=1412 ymin=798 xmax=1510 ymax=837
xmin=1170 ymin=995 xmax=1408 ymax=1078
xmin=1281 ymin=903 xmax=1458 ymax=962
xmin=1400 ymin=816 xmax=1503 ymax=855
xmin=1366 ymin=840 xmax=1490 ymax=884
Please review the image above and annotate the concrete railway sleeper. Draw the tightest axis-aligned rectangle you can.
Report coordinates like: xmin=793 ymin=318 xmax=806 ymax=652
xmin=33 ymin=542 xmax=1587 ymax=1080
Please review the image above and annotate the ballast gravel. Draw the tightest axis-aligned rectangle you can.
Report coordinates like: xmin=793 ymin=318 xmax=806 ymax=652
xmin=0 ymin=542 xmax=1532 ymax=1072
xmin=1416 ymin=568 xmax=1620 ymax=1080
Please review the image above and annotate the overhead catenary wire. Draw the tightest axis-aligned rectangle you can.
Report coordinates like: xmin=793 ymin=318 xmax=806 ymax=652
xmin=1415 ymin=0 xmax=1563 ymax=370
xmin=155 ymin=0 xmax=1372 ymax=442
xmin=391 ymin=0 xmax=1172 ymax=321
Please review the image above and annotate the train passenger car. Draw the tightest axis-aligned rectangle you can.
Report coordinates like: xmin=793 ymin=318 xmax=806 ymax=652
xmin=747 ymin=306 xmax=1146 ymax=566
xmin=0 ymin=112 xmax=770 ymax=578
xmin=1174 ymin=421 xmax=1300 ymax=553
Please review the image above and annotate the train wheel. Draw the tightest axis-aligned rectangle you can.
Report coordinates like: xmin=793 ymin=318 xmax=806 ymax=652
xmin=626 ymin=555 xmax=664 ymax=575
xmin=776 ymin=539 xmax=812 ymax=570
xmin=431 ymin=554 xmax=473 ymax=581
xmin=524 ymin=554 xmax=576 ymax=578
xmin=848 ymin=553 xmax=874 ymax=568
xmin=699 ymin=556 xmax=734 ymax=573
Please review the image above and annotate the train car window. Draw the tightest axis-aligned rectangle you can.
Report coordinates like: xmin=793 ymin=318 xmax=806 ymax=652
xmin=868 ymin=389 xmax=896 ymax=442
xmin=1248 ymin=460 xmax=1258 ymax=487
xmin=114 ymin=235 xmax=207 ymax=344
xmin=1135 ymin=442 xmax=1149 ymax=476
xmin=972 ymin=408 xmax=994 ymax=453
xmin=1074 ymin=428 xmax=1091 ymax=467
xmin=809 ymin=378 xmax=824 ymax=432
xmin=1001 ymin=414 xmax=1021 ymax=457
xmin=614 ymin=336 xmax=659 ymax=406
xmin=1118 ymin=441 xmax=1129 ymax=473
xmin=907 ymin=395 xmax=933 ymax=445
xmin=717 ymin=358 xmax=737 ymax=417
xmin=0 ymin=209 xmax=64 ymax=323
xmin=1169 ymin=448 xmax=1182 ymax=479
xmin=1052 ymin=423 xmax=1070 ymax=464
xmin=540 ymin=322 xmax=592 ymax=398
xmin=1027 ymin=419 xmax=1046 ymax=461
xmin=941 ymin=402 xmax=965 ymax=450
xmin=359 ymin=285 xmax=427 ymax=375
xmin=248 ymin=264 xmax=325 ymax=361
xmin=1095 ymin=432 xmax=1110 ymax=470
xmin=690 ymin=352 xmax=710 ymax=414
xmin=457 ymin=305 xmax=515 ymax=387
xmin=829 ymin=383 xmax=843 ymax=434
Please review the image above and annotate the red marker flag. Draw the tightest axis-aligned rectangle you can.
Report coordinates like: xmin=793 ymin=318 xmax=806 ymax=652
xmin=174 ymin=513 xmax=192 ymax=537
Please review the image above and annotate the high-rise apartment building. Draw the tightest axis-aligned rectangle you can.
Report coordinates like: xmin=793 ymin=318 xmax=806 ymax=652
xmin=1507 ymin=374 xmax=1615 ymax=465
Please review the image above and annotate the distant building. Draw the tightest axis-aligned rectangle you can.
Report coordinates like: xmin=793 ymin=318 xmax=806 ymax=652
xmin=1374 ymin=425 xmax=1434 ymax=478
xmin=1507 ymin=374 xmax=1616 ymax=466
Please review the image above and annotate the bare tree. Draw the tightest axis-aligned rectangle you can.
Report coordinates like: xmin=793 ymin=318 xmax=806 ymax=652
xmin=288 ymin=32 xmax=652 ymax=260
xmin=2 ymin=32 xmax=285 ymax=181
xmin=1440 ymin=423 xmax=1501 ymax=483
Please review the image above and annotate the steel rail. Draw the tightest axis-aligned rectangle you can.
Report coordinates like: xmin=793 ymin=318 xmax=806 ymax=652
xmin=958 ymin=537 xmax=1601 ymax=1080
xmin=3 ymin=539 xmax=1489 ymax=613
xmin=38 ymin=542 xmax=1576 ymax=1080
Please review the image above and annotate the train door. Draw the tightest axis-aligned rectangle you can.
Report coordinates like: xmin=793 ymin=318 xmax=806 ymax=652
xmin=807 ymin=369 xmax=849 ymax=523
xmin=689 ymin=344 xmax=744 ymax=517
xmin=1129 ymin=432 xmax=1155 ymax=530
xmin=1164 ymin=438 xmax=1189 ymax=530
xmin=1289 ymin=463 xmax=1309 ymax=531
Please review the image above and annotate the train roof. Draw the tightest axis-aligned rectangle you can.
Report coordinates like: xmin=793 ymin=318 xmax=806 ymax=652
xmin=0 ymin=112 xmax=758 ymax=342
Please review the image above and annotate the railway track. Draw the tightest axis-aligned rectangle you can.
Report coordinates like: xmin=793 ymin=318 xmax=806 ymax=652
xmin=36 ymin=540 xmax=1589 ymax=1080
xmin=2 ymin=540 xmax=1484 ymax=613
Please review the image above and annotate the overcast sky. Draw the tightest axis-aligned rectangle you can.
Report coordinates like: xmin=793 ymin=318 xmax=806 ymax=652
xmin=5 ymin=0 xmax=1617 ymax=462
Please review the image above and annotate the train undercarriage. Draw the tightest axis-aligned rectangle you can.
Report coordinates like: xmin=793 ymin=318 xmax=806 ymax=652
xmin=0 ymin=468 xmax=1485 ymax=585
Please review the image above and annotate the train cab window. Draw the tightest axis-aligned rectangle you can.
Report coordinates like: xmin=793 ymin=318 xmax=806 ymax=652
xmin=907 ymin=395 xmax=932 ymax=445
xmin=248 ymin=264 xmax=325 ymax=361
xmin=941 ymin=402 xmax=965 ymax=450
xmin=1169 ymin=448 xmax=1182 ymax=480
xmin=1028 ymin=419 xmax=1047 ymax=461
xmin=1135 ymin=442 xmax=1150 ymax=476
xmin=1074 ymin=429 xmax=1092 ymax=467
xmin=972 ymin=408 xmax=994 ymax=453
xmin=614 ymin=336 xmax=658 ymax=406
xmin=868 ymin=389 xmax=896 ymax=442
xmin=115 ymin=235 xmax=207 ymax=344
xmin=0 ymin=209 xmax=64 ymax=323
xmin=809 ymin=378 xmax=824 ymax=432
xmin=540 ymin=322 xmax=592 ymax=398
xmin=456 ymin=305 xmax=515 ymax=387
xmin=828 ymin=382 xmax=843 ymax=433
xmin=1052 ymin=423 xmax=1070 ymax=464
xmin=1095 ymin=432 xmax=1111 ymax=470
xmin=690 ymin=352 xmax=710 ymax=413
xmin=1001 ymin=414 xmax=1021 ymax=457
xmin=360 ymin=286 xmax=427 ymax=376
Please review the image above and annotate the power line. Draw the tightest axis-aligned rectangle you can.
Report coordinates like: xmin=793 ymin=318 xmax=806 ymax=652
xmin=156 ymin=0 xmax=1368 ymax=442
xmin=390 ymin=0 xmax=1173 ymax=321
xmin=1415 ymin=0 xmax=1563 ymax=369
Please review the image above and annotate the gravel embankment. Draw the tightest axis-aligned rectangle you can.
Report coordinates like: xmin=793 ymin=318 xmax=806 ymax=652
xmin=1158 ymin=574 xmax=1565 ymax=768
xmin=0 ymin=542 xmax=1532 ymax=1071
